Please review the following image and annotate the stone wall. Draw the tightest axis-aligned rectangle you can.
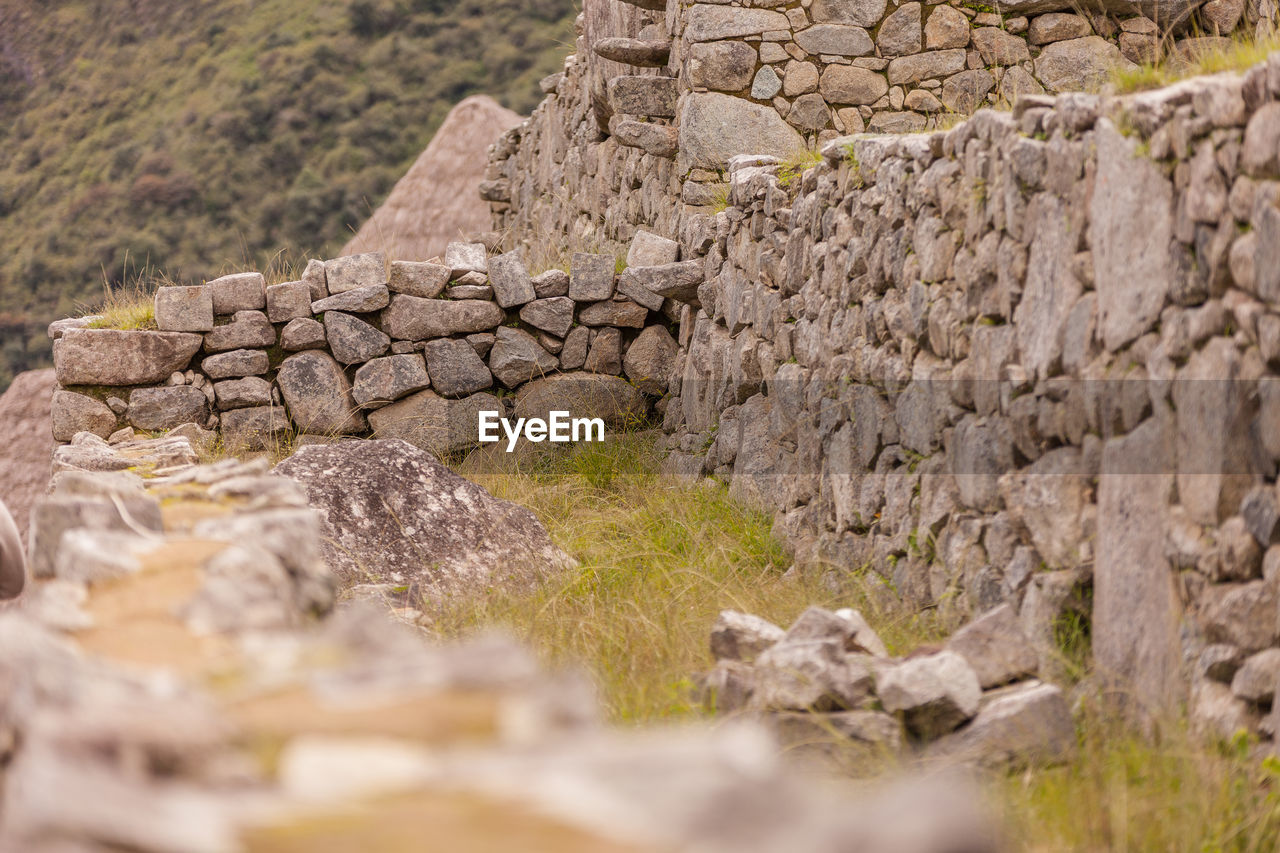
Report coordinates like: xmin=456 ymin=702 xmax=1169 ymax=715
xmin=48 ymin=244 xmax=681 ymax=454
xmin=662 ymin=62 xmax=1280 ymax=731
xmin=488 ymin=0 xmax=1278 ymax=254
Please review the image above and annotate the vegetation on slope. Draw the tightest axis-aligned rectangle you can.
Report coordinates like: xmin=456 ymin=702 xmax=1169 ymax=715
xmin=0 ymin=0 xmax=577 ymax=387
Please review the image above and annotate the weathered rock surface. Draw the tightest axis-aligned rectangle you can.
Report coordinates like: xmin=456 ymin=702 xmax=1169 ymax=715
xmin=352 ymin=355 xmax=431 ymax=407
xmin=51 ymin=391 xmax=117 ymax=442
xmin=276 ymin=351 xmax=366 ymax=435
xmin=366 ymin=390 xmax=501 ymax=457
xmin=423 ymin=339 xmax=493 ymax=398
xmin=928 ymin=681 xmax=1075 ymax=767
xmin=710 ymin=610 xmax=786 ymax=662
xmin=54 ymin=330 xmax=202 ymax=386
xmin=126 ymin=387 xmax=210 ymax=431
xmin=489 ymin=327 xmax=558 ymax=388
xmin=324 ymin=252 xmax=386 ymax=293
xmin=382 ymin=296 xmax=505 ymax=340
xmin=513 ymin=374 xmax=649 ymax=427
xmin=275 ymin=440 xmax=573 ymax=594
xmin=877 ymin=651 xmax=982 ymax=739
xmin=946 ymin=605 xmax=1039 ymax=689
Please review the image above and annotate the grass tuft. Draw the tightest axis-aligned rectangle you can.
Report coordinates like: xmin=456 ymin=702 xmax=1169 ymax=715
xmin=778 ymin=148 xmax=824 ymax=190
xmin=1111 ymin=32 xmax=1280 ymax=94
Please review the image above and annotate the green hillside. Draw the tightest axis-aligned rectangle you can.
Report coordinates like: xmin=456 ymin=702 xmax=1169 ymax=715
xmin=0 ymin=0 xmax=576 ymax=388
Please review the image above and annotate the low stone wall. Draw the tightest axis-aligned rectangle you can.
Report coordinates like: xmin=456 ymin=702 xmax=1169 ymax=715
xmin=49 ymin=243 xmax=682 ymax=454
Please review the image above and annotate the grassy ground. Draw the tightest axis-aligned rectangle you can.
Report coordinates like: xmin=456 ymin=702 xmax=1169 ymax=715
xmin=428 ymin=431 xmax=1280 ymax=849
xmin=440 ymin=431 xmax=956 ymax=724
xmin=1112 ymin=32 xmax=1280 ymax=94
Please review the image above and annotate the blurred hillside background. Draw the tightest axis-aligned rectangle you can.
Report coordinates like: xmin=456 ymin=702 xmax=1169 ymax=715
xmin=0 ymin=0 xmax=577 ymax=389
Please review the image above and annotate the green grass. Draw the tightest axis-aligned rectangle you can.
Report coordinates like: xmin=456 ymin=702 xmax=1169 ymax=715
xmin=1111 ymin=32 xmax=1280 ymax=94
xmin=434 ymin=432 xmax=956 ymax=723
xmin=778 ymin=148 xmax=824 ymax=190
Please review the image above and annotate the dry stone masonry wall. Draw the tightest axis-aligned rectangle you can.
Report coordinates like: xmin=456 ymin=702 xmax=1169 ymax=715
xmin=488 ymin=0 xmax=1278 ymax=257
xmin=491 ymin=2 xmax=1280 ymax=731
xmin=48 ymin=245 xmax=682 ymax=456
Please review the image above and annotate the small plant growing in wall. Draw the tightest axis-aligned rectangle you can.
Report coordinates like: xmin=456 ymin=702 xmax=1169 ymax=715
xmin=842 ymin=144 xmax=864 ymax=189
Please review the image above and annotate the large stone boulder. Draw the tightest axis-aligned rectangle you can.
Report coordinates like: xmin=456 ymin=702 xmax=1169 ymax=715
xmin=54 ymin=329 xmax=202 ymax=386
xmin=366 ymin=390 xmax=502 ymax=457
xmin=275 ymin=439 xmax=574 ymax=594
xmin=679 ymin=93 xmax=805 ymax=171
xmin=513 ymin=374 xmax=650 ymax=427
xmin=276 ymin=351 xmax=367 ymax=435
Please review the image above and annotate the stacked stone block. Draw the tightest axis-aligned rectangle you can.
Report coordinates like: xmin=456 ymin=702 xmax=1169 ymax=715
xmin=50 ymin=241 xmax=683 ymax=456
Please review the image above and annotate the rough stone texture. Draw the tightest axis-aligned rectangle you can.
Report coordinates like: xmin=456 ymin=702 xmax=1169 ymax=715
xmin=422 ymin=338 xmax=493 ymax=398
xmin=584 ymin=326 xmax=624 ymax=374
xmin=203 ymin=311 xmax=276 ymax=353
xmin=388 ymin=261 xmax=450 ymax=298
xmin=689 ymin=41 xmax=757 ymax=92
xmin=50 ymin=391 xmax=117 ymax=442
xmin=710 ymin=610 xmax=785 ymax=662
xmin=351 ymin=354 xmax=431 ymax=407
xmin=382 ymin=296 xmax=505 ymax=340
xmin=751 ymin=640 xmax=874 ymax=711
xmin=280 ymin=317 xmax=326 ymax=351
xmin=579 ymin=299 xmax=649 ymax=328
xmin=876 ymin=651 xmax=983 ymax=739
xmin=201 ymin=348 xmax=269 ymax=379
xmin=155 ymin=285 xmax=214 ymax=332
xmin=487 ymin=252 xmax=537 ymax=308
xmin=928 ymin=681 xmax=1075 ymax=767
xmin=54 ymin=330 xmax=202 ymax=386
xmin=489 ymin=327 xmax=559 ymax=388
xmin=324 ymin=312 xmax=390 ymax=365
xmin=1230 ymin=648 xmax=1280 ymax=703
xmin=208 ymin=272 xmax=266 ymax=314
xmin=1034 ymin=37 xmax=1130 ymax=92
xmin=126 ymin=386 xmax=210 ymax=431
xmin=275 ymin=440 xmax=573 ymax=593
xmin=276 ymin=351 xmax=366 ymax=435
xmin=366 ymin=390 xmax=502 ymax=457
xmin=519 ymin=297 xmax=575 ymax=338
xmin=679 ymin=93 xmax=805 ymax=170
xmin=685 ymin=6 xmax=790 ymax=41
xmin=821 ymin=65 xmax=890 ymax=105
xmin=946 ymin=605 xmax=1039 ymax=688
xmin=444 ymin=242 xmax=487 ymax=274
xmin=795 ymin=24 xmax=874 ymax=56
xmin=627 ymin=231 xmax=680 ymax=268
xmin=784 ymin=606 xmax=889 ymax=657
xmin=312 ymin=284 xmax=391 ymax=314
xmin=213 ymin=376 xmax=273 ymax=410
xmin=324 ymin=252 xmax=386 ymax=294
xmin=513 ymin=374 xmax=649 ymax=427
xmin=623 ymin=325 xmax=679 ymax=394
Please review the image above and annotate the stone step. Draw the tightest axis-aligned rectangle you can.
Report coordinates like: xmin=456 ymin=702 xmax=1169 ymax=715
xmin=606 ymin=75 xmax=679 ymax=119
xmin=592 ymin=37 xmax=671 ymax=68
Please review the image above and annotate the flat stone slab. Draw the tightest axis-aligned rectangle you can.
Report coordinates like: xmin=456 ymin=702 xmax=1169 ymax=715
xmin=54 ymin=329 xmax=202 ymax=386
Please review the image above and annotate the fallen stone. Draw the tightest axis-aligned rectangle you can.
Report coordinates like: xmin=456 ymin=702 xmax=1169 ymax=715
xmin=877 ymin=650 xmax=982 ymax=739
xmin=324 ymin=252 xmax=386 ymax=294
xmin=751 ymin=640 xmax=874 ymax=711
xmin=701 ymin=659 xmax=755 ymax=712
xmin=946 ymin=604 xmax=1039 ymax=688
xmin=54 ymin=329 xmax=202 ymax=386
xmin=784 ymin=606 xmax=889 ymax=657
xmin=275 ymin=440 xmax=573 ymax=594
xmin=927 ymin=681 xmax=1074 ymax=767
xmin=769 ymin=710 xmax=904 ymax=756
xmin=710 ymin=611 xmax=785 ymax=662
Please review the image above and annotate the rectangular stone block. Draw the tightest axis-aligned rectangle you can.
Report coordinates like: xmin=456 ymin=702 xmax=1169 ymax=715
xmin=324 ymin=252 xmax=387 ymax=294
xmin=569 ymin=254 xmax=616 ymax=301
xmin=266 ymin=280 xmax=313 ymax=323
xmin=154 ymin=285 xmax=213 ymax=332
xmin=487 ymin=252 xmax=536 ymax=308
xmin=607 ymin=76 xmax=680 ymax=118
xmin=208 ymin=272 xmax=266 ymax=314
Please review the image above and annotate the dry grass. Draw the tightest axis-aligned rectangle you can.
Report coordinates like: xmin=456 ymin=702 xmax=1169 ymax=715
xmin=1112 ymin=32 xmax=1280 ymax=94
xmin=434 ymin=432 xmax=955 ymax=723
xmin=81 ymin=260 xmax=162 ymax=331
